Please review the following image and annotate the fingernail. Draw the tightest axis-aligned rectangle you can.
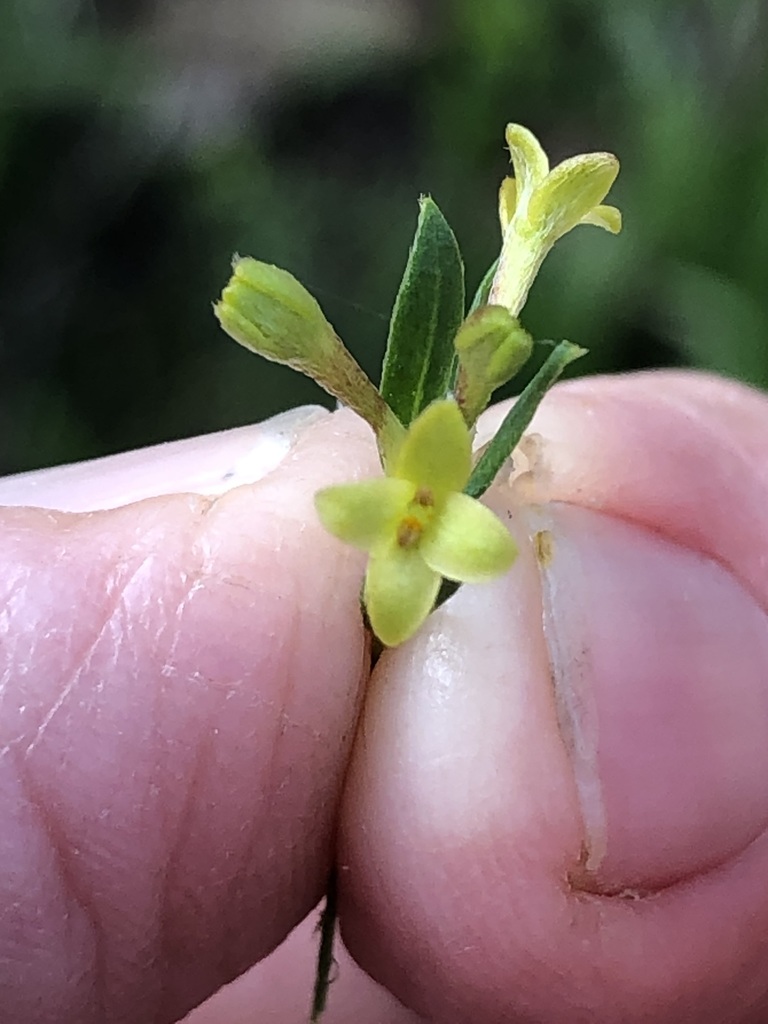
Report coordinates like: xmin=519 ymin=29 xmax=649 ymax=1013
xmin=526 ymin=502 xmax=768 ymax=893
xmin=212 ymin=406 xmax=327 ymax=491
xmin=0 ymin=406 xmax=327 ymax=512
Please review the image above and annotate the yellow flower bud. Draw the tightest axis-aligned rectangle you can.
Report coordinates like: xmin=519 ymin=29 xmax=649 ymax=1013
xmin=215 ymin=256 xmax=405 ymax=467
xmin=215 ymin=256 xmax=337 ymax=370
xmin=453 ymin=305 xmax=533 ymax=425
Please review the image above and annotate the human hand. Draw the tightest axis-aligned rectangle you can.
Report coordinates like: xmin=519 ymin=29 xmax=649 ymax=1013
xmin=2 ymin=371 xmax=768 ymax=1024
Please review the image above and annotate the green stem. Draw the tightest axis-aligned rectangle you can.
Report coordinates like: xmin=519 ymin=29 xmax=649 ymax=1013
xmin=311 ymin=868 xmax=338 ymax=1021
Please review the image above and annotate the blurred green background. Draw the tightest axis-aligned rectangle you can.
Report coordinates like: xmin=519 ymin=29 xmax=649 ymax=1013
xmin=1 ymin=0 xmax=767 ymax=475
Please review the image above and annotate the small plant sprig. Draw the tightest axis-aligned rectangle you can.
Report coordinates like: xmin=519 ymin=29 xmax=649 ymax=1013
xmin=214 ymin=122 xmax=621 ymax=1020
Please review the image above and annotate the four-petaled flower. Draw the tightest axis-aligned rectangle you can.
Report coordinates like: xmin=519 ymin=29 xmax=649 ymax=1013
xmin=489 ymin=122 xmax=621 ymax=316
xmin=315 ymin=399 xmax=517 ymax=647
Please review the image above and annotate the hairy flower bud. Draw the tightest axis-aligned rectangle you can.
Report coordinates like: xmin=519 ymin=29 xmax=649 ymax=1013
xmin=453 ymin=305 xmax=533 ymax=425
xmin=215 ymin=256 xmax=404 ymax=467
xmin=215 ymin=257 xmax=337 ymax=370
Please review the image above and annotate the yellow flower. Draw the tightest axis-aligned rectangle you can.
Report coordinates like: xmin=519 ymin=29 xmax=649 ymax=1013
xmin=315 ymin=399 xmax=517 ymax=646
xmin=489 ymin=123 xmax=622 ymax=316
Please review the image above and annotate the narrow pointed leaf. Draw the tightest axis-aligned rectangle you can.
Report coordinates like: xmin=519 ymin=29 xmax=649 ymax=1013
xmin=468 ymin=257 xmax=499 ymax=314
xmin=380 ymin=196 xmax=465 ymax=427
xmin=465 ymin=341 xmax=586 ymax=498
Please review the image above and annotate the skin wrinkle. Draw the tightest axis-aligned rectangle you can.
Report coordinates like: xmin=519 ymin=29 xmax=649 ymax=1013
xmin=152 ymin=567 xmax=214 ymax=1005
xmin=571 ymin=841 xmax=768 ymax=1018
xmin=23 ymin=550 xmax=159 ymax=761
xmin=155 ymin=568 xmax=305 ymax=1009
xmin=0 ymin=571 xmax=29 ymax=702
xmin=149 ymin=508 xmax=281 ymax=1013
xmin=3 ymin=496 xmax=209 ymax=760
xmin=255 ymin=588 xmax=342 ymax=894
xmin=158 ymin=727 xmax=219 ymax=1022
xmin=158 ymin=571 xmax=197 ymax=681
xmin=155 ymin=502 xmax=220 ymax=688
xmin=216 ymin=681 xmax=292 ymax=989
xmin=8 ymin=745 xmax=104 ymax=1024
xmin=262 ymin=599 xmax=303 ymax=824
xmin=585 ymin=825 xmax=768 ymax=1013
xmin=3 ymin=496 xmax=226 ymax=1020
xmin=0 ymin=517 xmax=77 ymax=711
xmin=84 ymin=570 xmax=200 ymax=1016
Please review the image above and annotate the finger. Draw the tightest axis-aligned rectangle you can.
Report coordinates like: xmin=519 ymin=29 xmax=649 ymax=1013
xmin=339 ymin=371 xmax=768 ymax=1024
xmin=0 ymin=408 xmax=376 ymax=1024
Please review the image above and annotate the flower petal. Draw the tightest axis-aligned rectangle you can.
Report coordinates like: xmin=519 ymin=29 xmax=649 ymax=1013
xmin=315 ymin=478 xmax=414 ymax=549
xmin=420 ymin=492 xmax=517 ymax=582
xmin=528 ymin=152 xmax=619 ymax=243
xmin=498 ymin=176 xmax=517 ymax=235
xmin=580 ymin=203 xmax=622 ymax=234
xmin=393 ymin=399 xmax=471 ymax=496
xmin=505 ymin=124 xmax=550 ymax=211
xmin=364 ymin=541 xmax=441 ymax=646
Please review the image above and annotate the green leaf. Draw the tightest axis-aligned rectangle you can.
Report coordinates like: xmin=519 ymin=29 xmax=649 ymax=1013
xmin=380 ymin=196 xmax=465 ymax=427
xmin=465 ymin=340 xmax=586 ymax=498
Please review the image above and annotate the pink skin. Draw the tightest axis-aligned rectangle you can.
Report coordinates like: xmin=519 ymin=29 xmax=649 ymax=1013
xmin=1 ymin=372 xmax=768 ymax=1023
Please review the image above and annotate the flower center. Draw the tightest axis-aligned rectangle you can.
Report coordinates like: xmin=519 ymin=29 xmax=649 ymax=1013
xmin=396 ymin=486 xmax=436 ymax=549
xmin=397 ymin=515 xmax=424 ymax=547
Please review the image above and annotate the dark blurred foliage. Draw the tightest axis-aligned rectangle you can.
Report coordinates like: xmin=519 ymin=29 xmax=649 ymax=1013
xmin=1 ymin=0 xmax=767 ymax=474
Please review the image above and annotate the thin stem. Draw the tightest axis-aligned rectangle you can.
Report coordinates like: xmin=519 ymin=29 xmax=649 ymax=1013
xmin=310 ymin=868 xmax=338 ymax=1021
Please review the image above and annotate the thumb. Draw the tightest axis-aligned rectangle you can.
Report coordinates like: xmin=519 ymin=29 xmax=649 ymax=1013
xmin=339 ymin=371 xmax=768 ymax=1024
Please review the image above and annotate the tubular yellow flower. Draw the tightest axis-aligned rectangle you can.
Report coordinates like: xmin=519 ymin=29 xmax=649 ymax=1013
xmin=315 ymin=399 xmax=517 ymax=646
xmin=489 ymin=123 xmax=622 ymax=316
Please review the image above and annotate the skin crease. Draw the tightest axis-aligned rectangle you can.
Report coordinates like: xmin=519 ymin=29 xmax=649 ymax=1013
xmin=0 ymin=371 xmax=767 ymax=1024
